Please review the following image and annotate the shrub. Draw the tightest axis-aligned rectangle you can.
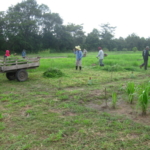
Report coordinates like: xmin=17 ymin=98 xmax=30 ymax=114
xmin=112 ymin=48 xmax=118 ymax=51
xmin=132 ymin=47 xmax=138 ymax=52
xmin=122 ymin=48 xmax=128 ymax=51
xmin=43 ymin=68 xmax=64 ymax=78
xmin=103 ymin=47 xmax=109 ymax=51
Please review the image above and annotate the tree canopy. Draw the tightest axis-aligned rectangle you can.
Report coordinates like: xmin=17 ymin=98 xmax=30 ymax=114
xmin=0 ymin=0 xmax=149 ymax=54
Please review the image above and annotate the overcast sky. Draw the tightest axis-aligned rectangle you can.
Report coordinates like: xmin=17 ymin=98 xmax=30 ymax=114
xmin=1 ymin=0 xmax=150 ymax=38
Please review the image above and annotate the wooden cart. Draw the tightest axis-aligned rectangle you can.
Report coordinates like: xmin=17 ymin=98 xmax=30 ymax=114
xmin=0 ymin=57 xmax=40 ymax=81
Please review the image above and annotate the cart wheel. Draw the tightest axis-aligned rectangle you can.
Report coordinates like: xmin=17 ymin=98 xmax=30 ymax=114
xmin=6 ymin=72 xmax=16 ymax=80
xmin=16 ymin=69 xmax=28 ymax=82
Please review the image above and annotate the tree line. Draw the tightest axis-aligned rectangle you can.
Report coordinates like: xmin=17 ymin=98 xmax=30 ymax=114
xmin=0 ymin=0 xmax=150 ymax=54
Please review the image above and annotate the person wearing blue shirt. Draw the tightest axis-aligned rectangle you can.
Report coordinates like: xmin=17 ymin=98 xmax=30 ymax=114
xmin=73 ymin=46 xmax=83 ymax=70
xmin=22 ymin=49 xmax=26 ymax=58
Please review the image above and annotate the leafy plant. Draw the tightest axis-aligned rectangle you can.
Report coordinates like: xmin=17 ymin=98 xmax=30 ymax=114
xmin=132 ymin=47 xmax=138 ymax=52
xmin=25 ymin=109 xmax=34 ymax=116
xmin=48 ymin=130 xmax=64 ymax=142
xmin=112 ymin=92 xmax=117 ymax=109
xmin=138 ymin=90 xmax=149 ymax=115
xmin=137 ymin=85 xmax=149 ymax=115
xmin=126 ymin=82 xmax=135 ymax=104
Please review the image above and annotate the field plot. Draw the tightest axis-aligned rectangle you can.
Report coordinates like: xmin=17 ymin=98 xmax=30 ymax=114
xmin=1 ymin=51 xmax=150 ymax=150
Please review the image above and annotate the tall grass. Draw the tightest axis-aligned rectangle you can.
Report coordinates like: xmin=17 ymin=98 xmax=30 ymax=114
xmin=126 ymin=82 xmax=135 ymax=104
xmin=137 ymin=84 xmax=150 ymax=115
xmin=2 ymin=51 xmax=144 ymax=89
xmin=112 ymin=92 xmax=117 ymax=109
xmin=24 ymin=51 xmax=144 ymax=73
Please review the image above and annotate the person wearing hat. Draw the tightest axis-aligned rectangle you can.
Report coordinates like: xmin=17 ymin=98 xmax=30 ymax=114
xmin=73 ymin=46 xmax=83 ymax=70
xmin=97 ymin=47 xmax=104 ymax=66
xmin=140 ymin=46 xmax=150 ymax=70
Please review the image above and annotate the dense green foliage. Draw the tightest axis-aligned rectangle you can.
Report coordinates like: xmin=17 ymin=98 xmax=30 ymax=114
xmin=0 ymin=0 xmax=150 ymax=55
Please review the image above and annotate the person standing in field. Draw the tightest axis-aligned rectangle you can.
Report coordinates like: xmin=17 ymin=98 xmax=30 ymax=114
xmin=97 ymin=47 xmax=104 ymax=66
xmin=22 ymin=49 xmax=26 ymax=58
xmin=140 ymin=46 xmax=150 ymax=70
xmin=4 ymin=50 xmax=10 ymax=61
xmin=73 ymin=45 xmax=83 ymax=70
xmin=83 ymin=49 xmax=87 ymax=57
xmin=4 ymin=50 xmax=10 ymax=57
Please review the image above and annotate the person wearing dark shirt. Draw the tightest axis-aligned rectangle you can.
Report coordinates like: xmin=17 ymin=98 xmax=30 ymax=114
xmin=140 ymin=46 xmax=150 ymax=70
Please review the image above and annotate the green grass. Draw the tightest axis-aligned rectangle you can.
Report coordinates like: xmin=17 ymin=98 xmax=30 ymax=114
xmin=1 ymin=51 xmax=150 ymax=149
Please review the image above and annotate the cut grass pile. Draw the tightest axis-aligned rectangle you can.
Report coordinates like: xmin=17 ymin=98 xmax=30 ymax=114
xmin=43 ymin=68 xmax=65 ymax=78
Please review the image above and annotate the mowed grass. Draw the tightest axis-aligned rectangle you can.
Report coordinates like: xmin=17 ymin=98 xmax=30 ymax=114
xmin=1 ymin=51 xmax=150 ymax=150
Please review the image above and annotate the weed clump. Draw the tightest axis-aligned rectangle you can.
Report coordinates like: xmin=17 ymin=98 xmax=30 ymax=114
xmin=124 ymin=67 xmax=136 ymax=71
xmin=102 ymin=64 xmax=123 ymax=72
xmin=43 ymin=68 xmax=64 ymax=78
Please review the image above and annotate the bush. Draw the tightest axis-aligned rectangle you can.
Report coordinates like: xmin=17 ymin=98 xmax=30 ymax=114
xmin=132 ymin=47 xmax=138 ymax=52
xmin=122 ymin=48 xmax=128 ymax=51
xmin=43 ymin=68 xmax=65 ymax=78
xmin=103 ymin=48 xmax=109 ymax=51
xmin=112 ymin=48 xmax=118 ymax=51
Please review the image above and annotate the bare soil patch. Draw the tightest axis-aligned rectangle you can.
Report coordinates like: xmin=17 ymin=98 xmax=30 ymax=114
xmin=86 ymin=99 xmax=150 ymax=125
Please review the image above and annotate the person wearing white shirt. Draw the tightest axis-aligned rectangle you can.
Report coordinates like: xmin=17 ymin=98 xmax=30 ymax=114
xmin=83 ymin=49 xmax=87 ymax=57
xmin=97 ymin=47 xmax=104 ymax=66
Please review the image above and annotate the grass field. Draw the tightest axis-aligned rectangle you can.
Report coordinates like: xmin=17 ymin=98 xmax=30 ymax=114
xmin=1 ymin=51 xmax=150 ymax=150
